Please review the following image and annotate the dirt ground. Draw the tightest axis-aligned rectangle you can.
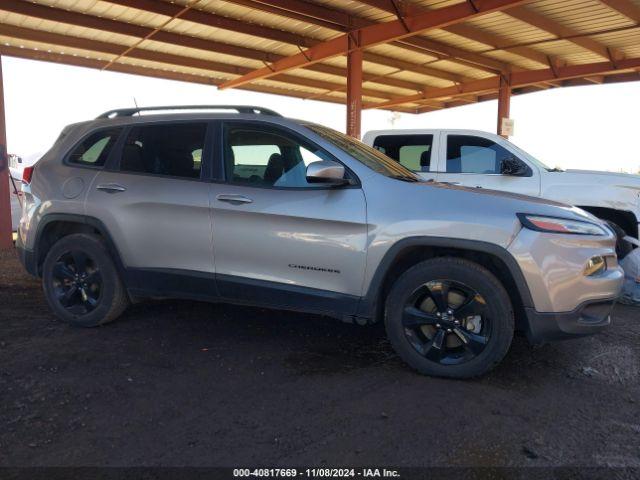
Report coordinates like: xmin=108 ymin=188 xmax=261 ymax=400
xmin=1 ymin=247 xmax=639 ymax=470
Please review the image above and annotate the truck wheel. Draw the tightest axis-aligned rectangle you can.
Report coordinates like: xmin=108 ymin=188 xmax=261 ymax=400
xmin=385 ymin=257 xmax=514 ymax=379
xmin=42 ymin=233 xmax=129 ymax=327
xmin=604 ymin=220 xmax=632 ymax=260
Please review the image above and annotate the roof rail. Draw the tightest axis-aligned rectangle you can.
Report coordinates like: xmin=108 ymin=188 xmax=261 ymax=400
xmin=96 ymin=105 xmax=282 ymax=119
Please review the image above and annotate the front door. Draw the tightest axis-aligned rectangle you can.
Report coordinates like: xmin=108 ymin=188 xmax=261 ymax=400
xmin=435 ymin=133 xmax=540 ymax=197
xmin=210 ymin=120 xmax=368 ymax=315
xmin=85 ymin=121 xmax=215 ymax=298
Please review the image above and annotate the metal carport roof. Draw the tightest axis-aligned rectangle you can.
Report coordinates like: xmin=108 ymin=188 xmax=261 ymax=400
xmin=0 ymin=0 xmax=639 ymax=247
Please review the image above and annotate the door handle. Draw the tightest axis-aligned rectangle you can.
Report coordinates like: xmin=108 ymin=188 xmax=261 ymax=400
xmin=216 ymin=194 xmax=253 ymax=205
xmin=96 ymin=183 xmax=127 ymax=193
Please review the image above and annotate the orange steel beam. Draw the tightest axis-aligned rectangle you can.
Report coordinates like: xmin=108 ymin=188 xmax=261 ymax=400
xmin=223 ymin=0 xmax=508 ymax=74
xmin=599 ymin=0 xmax=640 ymax=23
xmin=358 ymin=0 xmax=549 ymax=66
xmin=0 ymin=55 xmax=11 ymax=249
xmin=218 ymin=0 xmax=531 ymax=90
xmin=0 ymin=45 xmax=416 ymax=113
xmin=505 ymin=6 xmax=623 ymax=61
xmin=103 ymin=0 xmax=469 ymax=83
xmin=0 ymin=1 xmax=425 ymax=93
xmin=366 ymin=56 xmax=640 ymax=109
xmin=497 ymin=76 xmax=511 ymax=138
xmin=102 ymin=0 xmax=201 ymax=71
xmin=413 ymin=70 xmax=640 ymax=113
xmin=346 ymin=37 xmax=363 ymax=138
xmin=0 ymin=24 xmax=398 ymax=100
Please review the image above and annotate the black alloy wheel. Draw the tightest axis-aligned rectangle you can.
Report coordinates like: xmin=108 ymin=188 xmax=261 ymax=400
xmin=51 ymin=250 xmax=102 ymax=315
xmin=384 ymin=257 xmax=514 ymax=378
xmin=42 ymin=233 xmax=129 ymax=327
xmin=402 ymin=280 xmax=490 ymax=365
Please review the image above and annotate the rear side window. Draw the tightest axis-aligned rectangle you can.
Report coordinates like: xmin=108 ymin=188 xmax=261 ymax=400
xmin=119 ymin=123 xmax=207 ymax=179
xmin=68 ymin=128 xmax=122 ymax=167
xmin=372 ymin=134 xmax=433 ymax=172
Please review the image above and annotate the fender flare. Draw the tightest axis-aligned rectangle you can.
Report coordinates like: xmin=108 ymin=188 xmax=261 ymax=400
xmin=33 ymin=213 xmax=126 ymax=277
xmin=356 ymin=236 xmax=534 ymax=320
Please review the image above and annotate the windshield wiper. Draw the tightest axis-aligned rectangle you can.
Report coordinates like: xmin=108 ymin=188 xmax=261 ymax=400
xmin=547 ymin=167 xmax=564 ymax=172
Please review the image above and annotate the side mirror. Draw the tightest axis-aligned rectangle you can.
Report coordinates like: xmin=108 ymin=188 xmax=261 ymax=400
xmin=500 ymin=156 xmax=528 ymax=176
xmin=306 ymin=159 xmax=349 ymax=185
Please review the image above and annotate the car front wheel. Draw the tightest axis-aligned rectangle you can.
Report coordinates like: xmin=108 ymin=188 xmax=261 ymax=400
xmin=385 ymin=257 xmax=514 ymax=378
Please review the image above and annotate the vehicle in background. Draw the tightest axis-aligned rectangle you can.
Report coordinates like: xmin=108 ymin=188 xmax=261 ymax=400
xmin=363 ymin=129 xmax=640 ymax=257
xmin=9 ymin=174 xmax=22 ymax=232
xmin=7 ymin=154 xmax=24 ymax=232
xmin=16 ymin=106 xmax=623 ymax=378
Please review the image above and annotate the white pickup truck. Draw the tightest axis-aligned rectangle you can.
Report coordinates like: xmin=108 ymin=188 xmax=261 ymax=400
xmin=363 ymin=129 xmax=640 ymax=253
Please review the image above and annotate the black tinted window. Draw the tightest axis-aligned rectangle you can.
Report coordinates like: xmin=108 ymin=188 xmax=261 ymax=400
xmin=224 ymin=124 xmax=334 ymax=188
xmin=373 ymin=134 xmax=433 ymax=172
xmin=68 ymin=128 xmax=121 ymax=167
xmin=446 ymin=135 xmax=515 ymax=174
xmin=120 ymin=123 xmax=206 ymax=179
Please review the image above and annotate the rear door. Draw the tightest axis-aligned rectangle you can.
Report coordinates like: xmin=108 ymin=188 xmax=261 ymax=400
xmin=209 ymin=120 xmax=368 ymax=315
xmin=436 ymin=132 xmax=540 ymax=196
xmin=85 ymin=120 xmax=215 ymax=297
xmin=370 ymin=133 xmax=438 ymax=181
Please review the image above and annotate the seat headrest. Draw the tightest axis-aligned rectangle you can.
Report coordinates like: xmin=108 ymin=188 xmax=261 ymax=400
xmin=264 ymin=153 xmax=285 ymax=184
xmin=167 ymin=148 xmax=196 ymax=178
xmin=420 ymin=150 xmax=431 ymax=167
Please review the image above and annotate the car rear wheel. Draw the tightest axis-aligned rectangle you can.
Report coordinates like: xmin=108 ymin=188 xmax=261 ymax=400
xmin=42 ymin=233 xmax=129 ymax=327
xmin=385 ymin=257 xmax=514 ymax=378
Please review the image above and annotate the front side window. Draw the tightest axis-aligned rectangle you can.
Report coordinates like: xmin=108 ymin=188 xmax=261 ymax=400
xmin=224 ymin=124 xmax=338 ymax=188
xmin=446 ymin=135 xmax=517 ymax=174
xmin=119 ymin=123 xmax=206 ymax=179
xmin=68 ymin=128 xmax=122 ymax=167
xmin=372 ymin=134 xmax=433 ymax=172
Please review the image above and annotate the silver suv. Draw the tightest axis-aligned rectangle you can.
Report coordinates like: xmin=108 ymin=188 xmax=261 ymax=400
xmin=16 ymin=106 xmax=623 ymax=378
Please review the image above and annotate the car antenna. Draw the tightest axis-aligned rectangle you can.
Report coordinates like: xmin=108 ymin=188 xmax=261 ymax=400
xmin=133 ymin=97 xmax=140 ymax=116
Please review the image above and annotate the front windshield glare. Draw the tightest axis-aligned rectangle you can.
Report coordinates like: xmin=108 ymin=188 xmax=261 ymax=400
xmin=304 ymin=123 xmax=420 ymax=181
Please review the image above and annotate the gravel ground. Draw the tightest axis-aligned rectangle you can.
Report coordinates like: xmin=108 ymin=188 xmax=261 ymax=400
xmin=1 ymin=248 xmax=639 ymax=470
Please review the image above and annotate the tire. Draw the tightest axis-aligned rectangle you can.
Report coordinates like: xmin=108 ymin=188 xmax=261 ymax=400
xmin=42 ymin=233 xmax=129 ymax=327
xmin=384 ymin=257 xmax=514 ymax=379
xmin=604 ymin=220 xmax=632 ymax=260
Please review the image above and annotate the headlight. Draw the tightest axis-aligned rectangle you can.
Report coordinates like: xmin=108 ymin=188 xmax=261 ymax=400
xmin=517 ymin=214 xmax=608 ymax=236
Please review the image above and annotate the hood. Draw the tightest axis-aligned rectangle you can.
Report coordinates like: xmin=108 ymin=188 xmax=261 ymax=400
xmin=421 ymin=180 xmax=601 ymax=224
xmin=552 ymin=169 xmax=640 ymax=190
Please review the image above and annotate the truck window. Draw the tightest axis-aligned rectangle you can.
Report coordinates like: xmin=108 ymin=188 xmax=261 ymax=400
xmin=372 ymin=134 xmax=433 ymax=172
xmin=447 ymin=135 xmax=514 ymax=174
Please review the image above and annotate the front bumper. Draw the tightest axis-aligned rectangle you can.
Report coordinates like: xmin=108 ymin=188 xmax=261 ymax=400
xmin=524 ymin=298 xmax=616 ymax=344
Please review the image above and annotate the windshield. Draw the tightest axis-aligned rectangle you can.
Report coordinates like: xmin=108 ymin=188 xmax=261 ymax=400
xmin=506 ymin=140 xmax=559 ymax=171
xmin=304 ymin=123 xmax=420 ymax=181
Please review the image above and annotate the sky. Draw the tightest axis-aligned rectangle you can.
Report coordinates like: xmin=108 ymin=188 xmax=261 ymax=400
xmin=3 ymin=56 xmax=640 ymax=172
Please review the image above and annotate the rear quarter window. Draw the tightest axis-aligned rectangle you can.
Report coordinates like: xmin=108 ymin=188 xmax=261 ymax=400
xmin=67 ymin=128 xmax=122 ymax=167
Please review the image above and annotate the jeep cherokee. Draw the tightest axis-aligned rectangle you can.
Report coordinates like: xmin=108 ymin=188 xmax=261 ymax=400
xmin=16 ymin=105 xmax=623 ymax=378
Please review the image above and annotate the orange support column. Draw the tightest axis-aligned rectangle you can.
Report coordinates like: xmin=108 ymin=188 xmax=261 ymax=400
xmin=346 ymin=37 xmax=363 ymax=139
xmin=0 ymin=55 xmax=12 ymax=250
xmin=497 ymin=75 xmax=511 ymax=138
